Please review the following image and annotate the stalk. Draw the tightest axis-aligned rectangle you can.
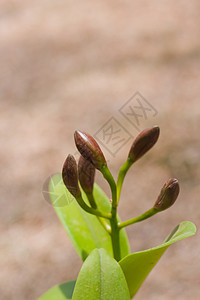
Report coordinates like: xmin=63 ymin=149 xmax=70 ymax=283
xmin=101 ymin=165 xmax=121 ymax=261
xmin=118 ymin=208 xmax=158 ymax=229
xmin=117 ymin=158 xmax=132 ymax=203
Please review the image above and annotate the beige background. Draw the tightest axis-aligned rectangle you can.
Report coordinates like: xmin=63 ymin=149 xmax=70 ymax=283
xmin=0 ymin=0 xmax=200 ymax=299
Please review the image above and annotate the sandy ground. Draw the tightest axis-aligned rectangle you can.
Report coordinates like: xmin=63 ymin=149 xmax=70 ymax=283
xmin=0 ymin=0 xmax=200 ymax=299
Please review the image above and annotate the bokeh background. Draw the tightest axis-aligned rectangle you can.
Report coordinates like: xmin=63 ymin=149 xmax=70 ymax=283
xmin=1 ymin=0 xmax=200 ymax=299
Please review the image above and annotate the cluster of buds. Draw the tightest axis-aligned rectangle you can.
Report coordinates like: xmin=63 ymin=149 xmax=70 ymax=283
xmin=62 ymin=130 xmax=107 ymax=205
xmin=62 ymin=126 xmax=180 ymax=228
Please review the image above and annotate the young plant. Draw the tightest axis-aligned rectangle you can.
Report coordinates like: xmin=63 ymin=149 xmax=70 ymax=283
xmin=39 ymin=126 xmax=196 ymax=300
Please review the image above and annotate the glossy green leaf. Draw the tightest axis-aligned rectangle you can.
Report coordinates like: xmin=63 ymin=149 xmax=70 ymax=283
xmin=119 ymin=221 xmax=196 ymax=298
xmin=38 ymin=280 xmax=76 ymax=300
xmin=72 ymin=248 xmax=130 ymax=300
xmin=48 ymin=173 xmax=130 ymax=261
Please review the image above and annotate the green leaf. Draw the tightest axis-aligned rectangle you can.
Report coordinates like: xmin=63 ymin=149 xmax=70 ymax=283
xmin=38 ymin=280 xmax=76 ymax=300
xmin=72 ymin=248 xmax=130 ymax=300
xmin=119 ymin=221 xmax=196 ymax=298
xmin=48 ymin=173 xmax=130 ymax=261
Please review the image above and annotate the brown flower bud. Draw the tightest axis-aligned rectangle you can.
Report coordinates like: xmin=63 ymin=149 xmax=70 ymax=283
xmin=62 ymin=154 xmax=81 ymax=198
xmin=74 ymin=130 xmax=107 ymax=170
xmin=154 ymin=178 xmax=180 ymax=211
xmin=128 ymin=126 xmax=160 ymax=162
xmin=78 ymin=155 xmax=95 ymax=194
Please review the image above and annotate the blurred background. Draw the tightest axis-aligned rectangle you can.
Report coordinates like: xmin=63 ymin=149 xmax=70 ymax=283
xmin=0 ymin=0 xmax=200 ymax=299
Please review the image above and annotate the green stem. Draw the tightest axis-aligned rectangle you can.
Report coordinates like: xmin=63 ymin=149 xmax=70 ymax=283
xmin=101 ymin=165 xmax=117 ymax=208
xmin=100 ymin=165 xmax=121 ymax=261
xmin=117 ymin=158 xmax=133 ymax=204
xmin=76 ymin=195 xmax=111 ymax=219
xmin=86 ymin=192 xmax=97 ymax=209
xmin=118 ymin=207 xmax=158 ymax=229
xmin=110 ymin=207 xmax=121 ymax=261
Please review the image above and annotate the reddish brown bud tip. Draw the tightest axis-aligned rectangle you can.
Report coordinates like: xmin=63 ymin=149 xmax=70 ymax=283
xmin=78 ymin=155 xmax=95 ymax=194
xmin=154 ymin=178 xmax=180 ymax=211
xmin=62 ymin=154 xmax=81 ymax=198
xmin=128 ymin=126 xmax=160 ymax=162
xmin=74 ymin=130 xmax=107 ymax=170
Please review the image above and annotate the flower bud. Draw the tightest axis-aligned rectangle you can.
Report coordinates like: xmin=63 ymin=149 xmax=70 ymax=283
xmin=154 ymin=178 xmax=180 ymax=211
xmin=74 ymin=130 xmax=107 ymax=170
xmin=62 ymin=154 xmax=81 ymax=198
xmin=78 ymin=155 xmax=95 ymax=194
xmin=128 ymin=126 xmax=160 ymax=162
